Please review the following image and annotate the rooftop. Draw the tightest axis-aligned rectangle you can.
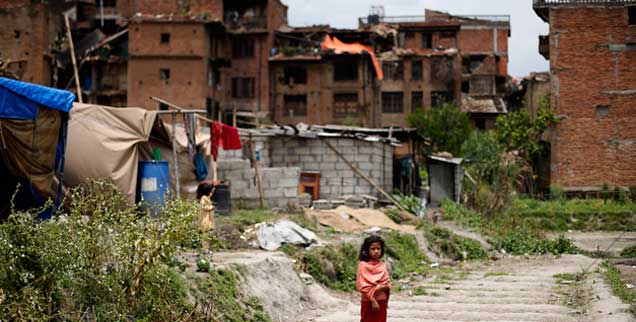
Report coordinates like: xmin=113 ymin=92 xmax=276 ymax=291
xmin=533 ymin=0 xmax=636 ymax=7
xmin=358 ymin=14 xmax=510 ymax=27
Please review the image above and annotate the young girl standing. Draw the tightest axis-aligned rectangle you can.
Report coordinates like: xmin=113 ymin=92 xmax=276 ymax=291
xmin=356 ymin=235 xmax=391 ymax=322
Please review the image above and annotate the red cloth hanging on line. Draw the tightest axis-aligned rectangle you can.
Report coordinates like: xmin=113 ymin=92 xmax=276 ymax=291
xmin=210 ymin=121 xmax=242 ymax=161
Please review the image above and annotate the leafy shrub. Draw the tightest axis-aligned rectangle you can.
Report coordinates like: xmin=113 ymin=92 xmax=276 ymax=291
xmin=422 ymin=225 xmax=488 ymax=261
xmin=0 ymin=180 xmax=204 ymax=320
xmin=393 ymin=192 xmax=426 ymax=217
xmin=408 ymin=103 xmax=473 ymax=156
xmin=490 ymin=230 xmax=578 ymax=255
xmin=621 ymin=245 xmax=636 ymax=258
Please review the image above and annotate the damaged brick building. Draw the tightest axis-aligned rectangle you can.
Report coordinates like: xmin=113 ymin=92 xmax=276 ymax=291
xmin=1 ymin=1 xmax=510 ymax=130
xmin=534 ymin=0 xmax=636 ymax=191
xmin=271 ymin=9 xmax=510 ymax=129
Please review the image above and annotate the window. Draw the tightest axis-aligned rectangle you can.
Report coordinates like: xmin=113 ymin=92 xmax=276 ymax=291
xmin=422 ymin=33 xmax=433 ymax=49
xmin=431 ymin=91 xmax=454 ymax=107
xmin=334 ymin=57 xmax=358 ymax=81
xmin=232 ymin=37 xmax=254 ymax=58
xmin=283 ymin=66 xmax=307 ymax=84
xmin=440 ymin=31 xmax=456 ymax=38
xmin=382 ymin=92 xmax=404 ymax=113
xmin=411 ymin=60 xmax=422 ymax=81
xmin=284 ymin=95 xmax=307 ymax=117
xmin=629 ymin=7 xmax=636 ymax=25
xmin=160 ymin=68 xmax=170 ymax=80
xmin=14 ymin=30 xmax=20 ymax=39
xmin=159 ymin=103 xmax=169 ymax=111
xmin=160 ymin=33 xmax=170 ymax=44
xmin=208 ymin=64 xmax=220 ymax=87
xmin=475 ymin=118 xmax=486 ymax=130
xmin=382 ymin=61 xmax=403 ymax=81
xmin=411 ymin=91 xmax=423 ymax=111
xmin=102 ymin=0 xmax=117 ymax=6
xmin=596 ymin=105 xmax=609 ymax=117
xmin=333 ymin=93 xmax=359 ymax=117
xmin=231 ymin=77 xmax=255 ymax=98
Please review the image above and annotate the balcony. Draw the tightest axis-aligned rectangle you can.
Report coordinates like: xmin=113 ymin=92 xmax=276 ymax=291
xmin=539 ymin=35 xmax=550 ymax=60
xmin=224 ymin=13 xmax=268 ymax=31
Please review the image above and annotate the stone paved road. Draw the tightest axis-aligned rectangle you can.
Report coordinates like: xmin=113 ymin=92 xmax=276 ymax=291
xmin=311 ymin=255 xmax=634 ymax=322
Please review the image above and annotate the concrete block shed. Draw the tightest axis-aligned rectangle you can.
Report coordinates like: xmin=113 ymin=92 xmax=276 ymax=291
xmin=428 ymin=156 xmax=464 ymax=206
xmin=215 ymin=125 xmax=412 ymax=207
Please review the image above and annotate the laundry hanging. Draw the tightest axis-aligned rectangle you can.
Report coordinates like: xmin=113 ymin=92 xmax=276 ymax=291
xmin=210 ymin=121 xmax=242 ymax=161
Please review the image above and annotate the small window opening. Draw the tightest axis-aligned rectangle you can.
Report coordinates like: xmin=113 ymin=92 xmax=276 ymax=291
xmin=14 ymin=30 xmax=20 ymax=39
xmin=382 ymin=61 xmax=404 ymax=81
xmin=159 ymin=103 xmax=169 ymax=111
xmin=629 ymin=7 xmax=636 ymax=25
xmin=382 ymin=92 xmax=404 ymax=114
xmin=411 ymin=60 xmax=423 ymax=81
xmin=160 ymin=68 xmax=170 ymax=80
xmin=284 ymin=94 xmax=307 ymax=117
xmin=596 ymin=105 xmax=609 ymax=117
xmin=422 ymin=33 xmax=433 ymax=49
xmin=283 ymin=66 xmax=307 ymax=84
xmin=161 ymin=33 xmax=170 ymax=44
xmin=334 ymin=57 xmax=358 ymax=81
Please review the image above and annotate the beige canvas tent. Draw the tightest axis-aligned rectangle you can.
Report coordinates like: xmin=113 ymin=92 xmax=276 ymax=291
xmin=64 ymin=103 xmax=211 ymax=201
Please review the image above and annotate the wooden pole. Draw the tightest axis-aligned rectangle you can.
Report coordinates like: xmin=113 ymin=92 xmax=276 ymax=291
xmin=249 ymin=133 xmax=265 ymax=208
xmin=232 ymin=103 xmax=237 ymax=128
xmin=64 ymin=14 xmax=83 ymax=103
xmin=322 ymin=138 xmax=407 ymax=212
xmin=171 ymin=113 xmax=181 ymax=198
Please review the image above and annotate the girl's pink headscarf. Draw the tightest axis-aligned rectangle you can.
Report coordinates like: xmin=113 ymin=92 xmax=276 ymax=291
xmin=356 ymin=260 xmax=391 ymax=301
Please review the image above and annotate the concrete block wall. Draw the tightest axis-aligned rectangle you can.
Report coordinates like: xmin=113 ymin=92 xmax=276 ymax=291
xmin=216 ymin=135 xmax=297 ymax=208
xmin=269 ymin=137 xmax=393 ymax=200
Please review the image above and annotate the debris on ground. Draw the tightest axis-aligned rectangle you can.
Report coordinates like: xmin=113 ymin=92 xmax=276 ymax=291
xmin=256 ymin=220 xmax=320 ymax=250
xmin=306 ymin=206 xmax=416 ymax=233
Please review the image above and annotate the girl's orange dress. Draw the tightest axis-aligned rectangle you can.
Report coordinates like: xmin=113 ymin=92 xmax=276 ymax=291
xmin=356 ymin=260 xmax=391 ymax=322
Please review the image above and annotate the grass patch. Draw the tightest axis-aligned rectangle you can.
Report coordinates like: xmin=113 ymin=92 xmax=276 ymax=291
xmin=602 ymin=262 xmax=636 ymax=305
xmin=300 ymin=231 xmax=429 ymax=292
xmin=441 ymin=200 xmax=580 ymax=256
xmin=411 ymin=286 xmax=439 ymax=297
xmin=420 ymin=223 xmax=488 ymax=261
xmin=484 ymin=271 xmax=508 ymax=278
xmin=188 ymin=268 xmax=271 ymax=322
xmin=621 ymin=245 xmax=636 ymax=258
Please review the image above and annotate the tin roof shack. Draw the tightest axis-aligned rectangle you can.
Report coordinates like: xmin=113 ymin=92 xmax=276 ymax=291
xmin=0 ymin=77 xmax=75 ymax=219
xmin=533 ymin=0 xmax=636 ymax=191
xmin=428 ymin=156 xmax=463 ymax=206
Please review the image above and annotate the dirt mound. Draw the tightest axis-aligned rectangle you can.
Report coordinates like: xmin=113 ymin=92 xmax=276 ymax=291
xmin=212 ymin=251 xmax=348 ymax=322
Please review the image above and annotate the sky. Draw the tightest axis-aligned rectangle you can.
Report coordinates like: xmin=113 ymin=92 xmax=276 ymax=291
xmin=281 ymin=0 xmax=549 ymax=77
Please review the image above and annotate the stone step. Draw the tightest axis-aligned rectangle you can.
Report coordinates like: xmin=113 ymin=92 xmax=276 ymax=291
xmin=396 ymin=289 xmax=555 ymax=299
xmin=418 ymin=283 xmax=556 ymax=293
xmin=387 ymin=302 xmax=570 ymax=315
xmin=387 ymin=310 xmax=576 ymax=322
xmin=395 ymin=295 xmax=553 ymax=305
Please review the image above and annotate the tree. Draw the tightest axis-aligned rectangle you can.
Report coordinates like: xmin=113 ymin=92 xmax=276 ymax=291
xmin=407 ymin=103 xmax=473 ymax=156
xmin=495 ymin=106 xmax=558 ymax=161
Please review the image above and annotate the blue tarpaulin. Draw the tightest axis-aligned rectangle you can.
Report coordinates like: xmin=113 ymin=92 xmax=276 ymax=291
xmin=0 ymin=77 xmax=75 ymax=119
xmin=0 ymin=77 xmax=75 ymax=218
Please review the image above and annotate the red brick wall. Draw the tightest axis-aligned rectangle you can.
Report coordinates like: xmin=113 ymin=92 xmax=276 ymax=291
xmin=0 ymin=3 xmax=51 ymax=85
xmin=549 ymin=7 xmax=636 ymax=189
xmin=129 ymin=22 xmax=207 ymax=56
xmin=128 ymin=58 xmax=207 ymax=110
xmin=458 ymin=28 xmax=509 ymax=54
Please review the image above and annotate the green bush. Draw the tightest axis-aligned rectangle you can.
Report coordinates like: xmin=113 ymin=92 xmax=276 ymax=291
xmin=422 ymin=225 xmax=488 ymax=261
xmin=408 ymin=103 xmax=473 ymax=156
xmin=621 ymin=245 xmax=636 ymax=258
xmin=490 ymin=230 xmax=578 ymax=255
xmin=0 ymin=180 xmax=271 ymax=321
xmin=301 ymin=232 xmax=429 ymax=291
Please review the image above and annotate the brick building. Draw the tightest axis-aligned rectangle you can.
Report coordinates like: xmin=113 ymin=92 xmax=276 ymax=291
xmin=534 ymin=0 xmax=636 ymax=191
xmin=270 ymin=9 xmax=510 ymax=128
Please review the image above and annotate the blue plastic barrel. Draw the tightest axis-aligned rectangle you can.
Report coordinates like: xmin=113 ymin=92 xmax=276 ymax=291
xmin=136 ymin=160 xmax=170 ymax=216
